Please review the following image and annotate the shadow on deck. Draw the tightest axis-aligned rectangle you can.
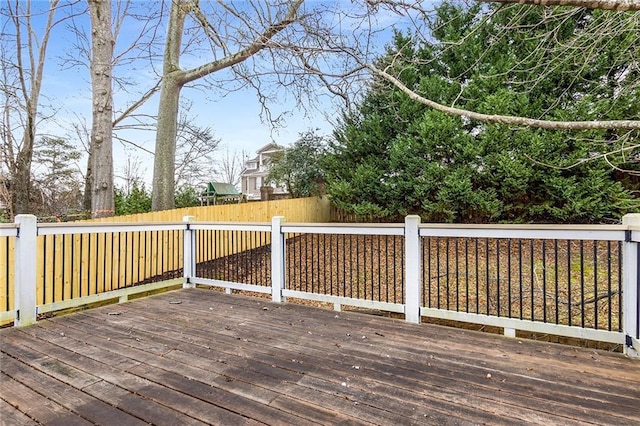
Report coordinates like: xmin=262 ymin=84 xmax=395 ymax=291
xmin=1 ymin=288 xmax=639 ymax=425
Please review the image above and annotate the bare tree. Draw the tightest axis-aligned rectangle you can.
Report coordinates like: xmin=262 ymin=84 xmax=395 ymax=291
xmin=68 ymin=115 xmax=92 ymax=212
xmin=61 ymin=0 xmax=163 ymax=216
xmin=114 ymin=155 xmax=147 ymax=195
xmin=1 ymin=0 xmax=62 ymax=215
xmin=174 ymin=108 xmax=221 ymax=190
xmin=216 ymin=147 xmax=246 ymax=188
xmin=152 ymin=0 xmax=334 ymax=210
xmin=87 ymin=0 xmax=114 ymax=218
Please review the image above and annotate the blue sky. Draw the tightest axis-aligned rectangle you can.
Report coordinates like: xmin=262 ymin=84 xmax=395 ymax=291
xmin=16 ymin=1 xmax=428 ymax=186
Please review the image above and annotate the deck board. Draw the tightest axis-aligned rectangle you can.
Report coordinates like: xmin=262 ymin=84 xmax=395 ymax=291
xmin=1 ymin=288 xmax=639 ymax=425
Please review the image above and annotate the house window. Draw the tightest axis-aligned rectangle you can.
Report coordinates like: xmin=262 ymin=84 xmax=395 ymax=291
xmin=249 ymin=177 xmax=257 ymax=191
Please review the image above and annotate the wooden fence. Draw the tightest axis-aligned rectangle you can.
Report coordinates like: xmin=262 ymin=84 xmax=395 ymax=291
xmin=0 ymin=197 xmax=331 ymax=325
xmin=85 ymin=196 xmax=331 ymax=223
xmin=84 ymin=196 xmax=332 ymax=268
xmin=0 ymin=231 xmax=15 ymax=323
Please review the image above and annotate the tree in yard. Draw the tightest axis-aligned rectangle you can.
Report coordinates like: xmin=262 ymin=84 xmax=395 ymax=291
xmin=31 ymin=136 xmax=83 ymax=217
xmin=62 ymin=0 xmax=164 ymax=217
xmin=87 ymin=0 xmax=114 ymax=218
xmin=0 ymin=0 xmax=65 ymax=216
xmin=362 ymin=1 xmax=640 ymax=132
xmin=267 ymin=131 xmax=328 ymax=199
xmin=215 ymin=147 xmax=246 ymax=189
xmin=114 ymin=182 xmax=151 ymax=216
xmin=150 ymin=0 xmax=379 ymax=210
xmin=148 ymin=0 xmax=637 ymax=213
xmin=152 ymin=0 xmax=307 ymax=210
xmin=325 ymin=3 xmax=639 ymax=223
xmin=173 ymin=108 xmax=221 ymax=191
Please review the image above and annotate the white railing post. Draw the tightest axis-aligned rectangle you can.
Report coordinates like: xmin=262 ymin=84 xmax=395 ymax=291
xmin=622 ymin=213 xmax=639 ymax=358
xmin=183 ymin=216 xmax=196 ymax=289
xmin=404 ymin=215 xmax=421 ymax=324
xmin=14 ymin=214 xmax=37 ymax=327
xmin=271 ymin=216 xmax=285 ymax=303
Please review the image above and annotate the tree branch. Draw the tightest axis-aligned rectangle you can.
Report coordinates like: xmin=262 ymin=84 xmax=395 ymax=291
xmin=524 ymin=142 xmax=640 ymax=175
xmin=366 ymin=64 xmax=640 ymax=130
xmin=113 ymin=79 xmax=161 ymax=127
xmin=479 ymin=0 xmax=640 ymax=12
xmin=179 ymin=0 xmax=304 ymax=85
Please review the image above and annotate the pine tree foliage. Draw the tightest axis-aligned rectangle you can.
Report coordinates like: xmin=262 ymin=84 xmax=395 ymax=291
xmin=31 ymin=137 xmax=83 ymax=217
xmin=114 ymin=184 xmax=152 ymax=216
xmin=325 ymin=3 xmax=639 ymax=223
xmin=114 ymin=184 xmax=201 ymax=215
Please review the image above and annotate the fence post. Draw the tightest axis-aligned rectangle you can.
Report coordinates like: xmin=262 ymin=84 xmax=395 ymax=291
xmin=271 ymin=216 xmax=285 ymax=303
xmin=405 ymin=215 xmax=421 ymax=324
xmin=14 ymin=214 xmax=37 ymax=327
xmin=183 ymin=216 xmax=196 ymax=289
xmin=622 ymin=213 xmax=639 ymax=358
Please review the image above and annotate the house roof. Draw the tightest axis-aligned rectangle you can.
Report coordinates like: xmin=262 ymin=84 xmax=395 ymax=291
xmin=245 ymin=143 xmax=283 ymax=163
xmin=201 ymin=182 xmax=240 ymax=196
xmin=255 ymin=142 xmax=283 ymax=154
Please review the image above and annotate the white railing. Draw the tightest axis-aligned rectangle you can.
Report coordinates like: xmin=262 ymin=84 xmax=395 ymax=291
xmin=2 ymin=213 xmax=639 ymax=358
xmin=419 ymin=223 xmax=630 ymax=346
xmin=4 ymin=216 xmax=186 ymax=326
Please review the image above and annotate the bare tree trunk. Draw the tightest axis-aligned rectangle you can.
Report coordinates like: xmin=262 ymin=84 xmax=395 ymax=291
xmin=88 ymin=0 xmax=114 ymax=218
xmin=152 ymin=76 xmax=182 ymax=211
xmin=83 ymin=143 xmax=93 ymax=212
xmin=151 ymin=0 xmax=186 ymax=212
xmin=12 ymin=114 xmax=35 ymax=214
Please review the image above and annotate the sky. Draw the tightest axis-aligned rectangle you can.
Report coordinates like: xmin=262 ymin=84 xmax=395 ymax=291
xmin=9 ymin=1 xmax=429 ymax=187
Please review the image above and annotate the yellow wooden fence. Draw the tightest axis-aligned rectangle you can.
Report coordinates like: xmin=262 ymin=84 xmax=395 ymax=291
xmin=0 ymin=197 xmax=331 ymax=324
xmin=0 ymin=235 xmax=15 ymax=321
xmin=86 ymin=196 xmax=331 ymax=223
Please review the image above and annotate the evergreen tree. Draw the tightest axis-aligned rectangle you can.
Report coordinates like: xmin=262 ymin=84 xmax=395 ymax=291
xmin=267 ymin=131 xmax=328 ymax=199
xmin=114 ymin=183 xmax=152 ymax=216
xmin=32 ymin=137 xmax=83 ymax=217
xmin=325 ymin=2 xmax=639 ymax=223
xmin=175 ymin=186 xmax=200 ymax=208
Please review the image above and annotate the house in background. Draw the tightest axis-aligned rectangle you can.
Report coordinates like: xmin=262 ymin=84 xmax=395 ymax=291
xmin=240 ymin=143 xmax=288 ymax=201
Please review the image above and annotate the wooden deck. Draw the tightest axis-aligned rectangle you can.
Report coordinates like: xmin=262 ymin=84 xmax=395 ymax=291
xmin=1 ymin=289 xmax=639 ymax=425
